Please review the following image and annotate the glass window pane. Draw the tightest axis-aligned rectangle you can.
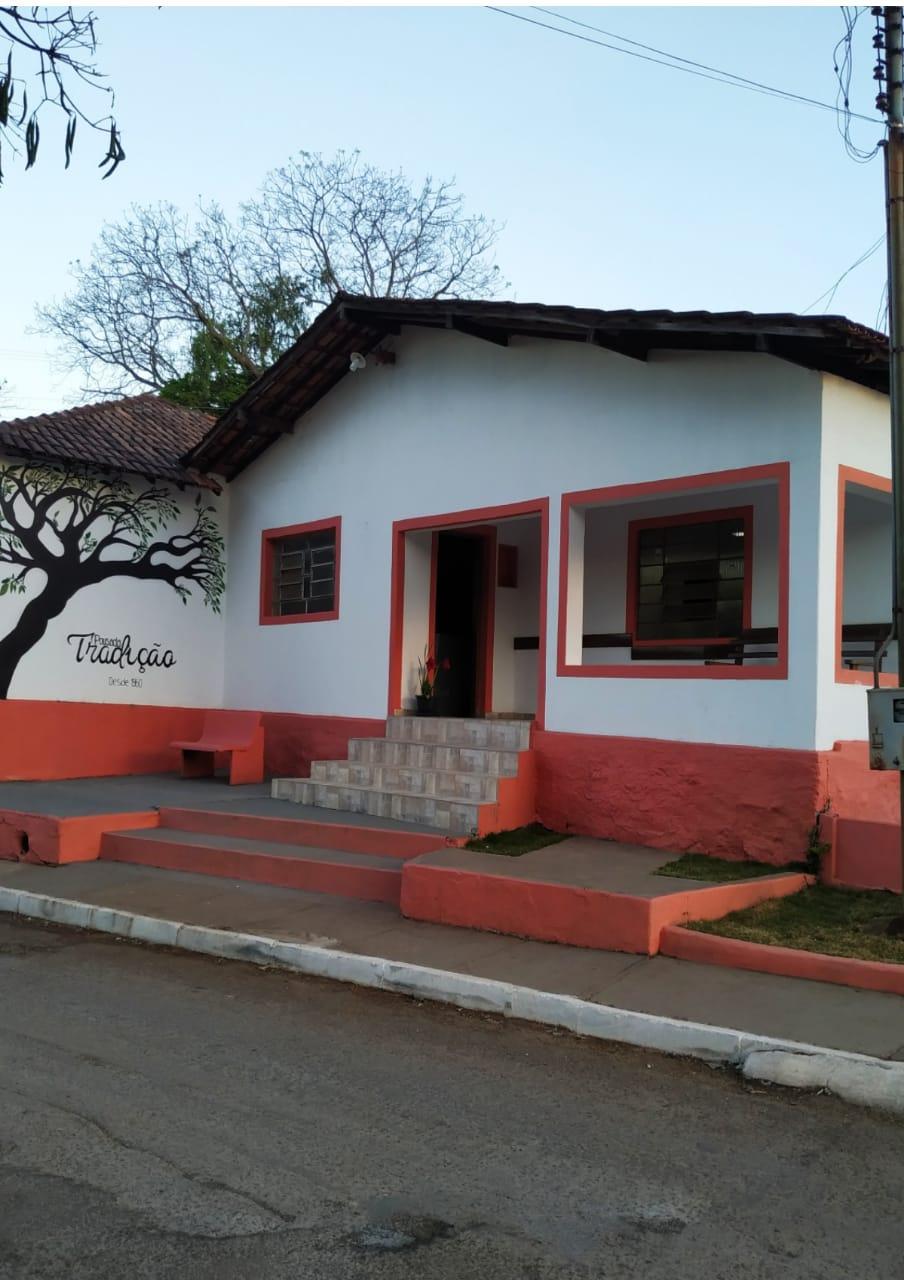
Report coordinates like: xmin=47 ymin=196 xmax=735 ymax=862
xmin=271 ymin=526 xmax=336 ymax=616
xmin=719 ymin=556 xmax=745 ymax=580
xmin=634 ymin=514 xmax=747 ymax=641
xmin=719 ymin=518 xmax=745 ymax=552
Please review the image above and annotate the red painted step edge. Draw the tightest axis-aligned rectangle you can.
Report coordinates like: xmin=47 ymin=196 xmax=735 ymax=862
xmin=0 ymin=807 xmax=159 ymax=865
xmin=101 ymin=832 xmax=403 ymax=905
xmin=660 ymin=923 xmax=904 ymax=997
xmin=157 ymin=807 xmax=444 ymax=859
xmin=401 ymin=861 xmax=809 ymax=955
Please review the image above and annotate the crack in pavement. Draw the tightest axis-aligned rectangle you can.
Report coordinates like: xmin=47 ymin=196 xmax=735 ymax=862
xmin=0 ymin=1027 xmax=355 ymax=1213
xmin=2 ymin=1084 xmax=298 ymax=1227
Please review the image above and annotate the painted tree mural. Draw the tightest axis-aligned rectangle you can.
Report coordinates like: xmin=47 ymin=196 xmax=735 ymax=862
xmin=0 ymin=462 xmax=224 ymax=698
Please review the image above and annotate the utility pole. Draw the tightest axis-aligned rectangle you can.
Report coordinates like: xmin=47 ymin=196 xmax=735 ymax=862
xmin=871 ymin=8 xmax=904 ymax=914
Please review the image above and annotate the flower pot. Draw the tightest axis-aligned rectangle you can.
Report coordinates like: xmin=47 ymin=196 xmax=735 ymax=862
xmin=415 ymin=695 xmax=435 ymax=715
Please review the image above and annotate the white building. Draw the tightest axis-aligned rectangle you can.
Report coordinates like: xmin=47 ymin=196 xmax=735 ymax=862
xmin=0 ymin=297 xmax=895 ymax=861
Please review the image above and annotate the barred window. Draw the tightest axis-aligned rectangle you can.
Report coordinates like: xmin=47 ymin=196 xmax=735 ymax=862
xmin=634 ymin=514 xmax=747 ymax=641
xmin=261 ymin=519 xmax=340 ymax=623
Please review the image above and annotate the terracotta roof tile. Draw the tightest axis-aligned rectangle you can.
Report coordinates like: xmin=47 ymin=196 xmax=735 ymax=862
xmin=0 ymin=394 xmax=217 ymax=488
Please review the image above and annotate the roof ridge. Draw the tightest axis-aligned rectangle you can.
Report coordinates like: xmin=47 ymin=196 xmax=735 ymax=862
xmin=0 ymin=392 xmax=216 ymax=433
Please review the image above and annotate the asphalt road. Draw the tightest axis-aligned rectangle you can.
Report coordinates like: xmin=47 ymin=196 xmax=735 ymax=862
xmin=1 ymin=917 xmax=903 ymax=1280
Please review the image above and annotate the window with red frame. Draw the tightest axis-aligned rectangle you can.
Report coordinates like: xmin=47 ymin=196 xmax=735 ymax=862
xmin=633 ymin=514 xmax=748 ymax=642
xmin=268 ymin=525 xmax=337 ymax=618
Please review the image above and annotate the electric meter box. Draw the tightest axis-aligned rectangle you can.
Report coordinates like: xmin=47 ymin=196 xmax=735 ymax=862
xmin=867 ymin=687 xmax=904 ymax=770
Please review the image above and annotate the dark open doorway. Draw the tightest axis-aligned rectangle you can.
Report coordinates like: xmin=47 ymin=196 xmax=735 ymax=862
xmin=432 ymin=530 xmax=493 ymax=717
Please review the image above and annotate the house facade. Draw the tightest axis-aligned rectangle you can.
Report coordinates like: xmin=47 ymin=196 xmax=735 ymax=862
xmin=0 ymin=297 xmax=895 ymax=861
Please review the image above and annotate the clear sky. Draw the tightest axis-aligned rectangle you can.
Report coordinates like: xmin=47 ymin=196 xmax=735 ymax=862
xmin=0 ymin=4 xmax=888 ymax=417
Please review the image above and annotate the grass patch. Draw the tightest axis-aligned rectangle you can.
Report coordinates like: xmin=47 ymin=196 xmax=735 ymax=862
xmin=688 ymin=884 xmax=904 ymax=965
xmin=655 ymin=853 xmax=797 ymax=882
xmin=465 ymin=823 xmax=567 ymax=857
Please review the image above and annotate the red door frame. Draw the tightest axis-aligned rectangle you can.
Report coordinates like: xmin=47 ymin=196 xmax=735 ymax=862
xmin=388 ymin=499 xmax=550 ymax=727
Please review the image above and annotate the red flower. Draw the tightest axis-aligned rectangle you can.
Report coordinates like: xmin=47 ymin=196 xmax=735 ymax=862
xmin=426 ymin=656 xmax=436 ymax=673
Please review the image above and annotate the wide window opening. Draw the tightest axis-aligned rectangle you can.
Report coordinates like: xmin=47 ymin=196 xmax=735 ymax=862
xmin=836 ymin=471 xmax=895 ymax=683
xmin=559 ymin=466 xmax=787 ymax=679
xmin=260 ymin=518 xmax=340 ymax=625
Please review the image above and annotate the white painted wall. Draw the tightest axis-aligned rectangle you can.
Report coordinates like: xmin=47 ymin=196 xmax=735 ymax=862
xmin=816 ymin=376 xmax=892 ymax=747
xmin=224 ymin=328 xmax=825 ymax=748
xmin=491 ymin=515 xmax=540 ymax=715
xmin=400 ymin=529 xmax=432 ymax=709
xmin=0 ymin=458 xmax=227 ymax=707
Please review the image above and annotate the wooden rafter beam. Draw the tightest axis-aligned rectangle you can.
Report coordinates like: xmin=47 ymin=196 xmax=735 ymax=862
xmin=337 ymin=303 xmax=401 ymax=334
xmin=586 ymin=330 xmax=649 ymax=362
xmin=445 ymin=315 xmax=509 ymax=347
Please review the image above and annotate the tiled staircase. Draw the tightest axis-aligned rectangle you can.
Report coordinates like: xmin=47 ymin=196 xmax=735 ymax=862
xmin=272 ymin=716 xmax=536 ymax=837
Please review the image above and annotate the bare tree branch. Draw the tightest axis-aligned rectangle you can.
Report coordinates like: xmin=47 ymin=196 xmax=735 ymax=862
xmin=0 ymin=6 xmax=124 ymax=186
xmin=35 ymin=149 xmax=507 ymax=401
xmin=245 ymin=150 xmax=506 ymax=308
xmin=36 ymin=201 xmax=307 ymax=399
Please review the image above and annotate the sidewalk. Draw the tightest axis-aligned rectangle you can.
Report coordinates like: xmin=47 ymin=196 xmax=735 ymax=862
xmin=2 ymin=857 xmax=904 ymax=1113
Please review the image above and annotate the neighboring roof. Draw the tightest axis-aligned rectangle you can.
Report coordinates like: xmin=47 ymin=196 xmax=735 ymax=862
xmin=0 ymin=394 xmax=217 ymax=488
xmin=186 ymin=294 xmax=891 ymax=481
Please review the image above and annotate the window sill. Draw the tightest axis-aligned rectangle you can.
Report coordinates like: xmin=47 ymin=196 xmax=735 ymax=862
xmin=260 ymin=608 xmax=340 ymax=626
xmin=557 ymin=661 xmax=788 ymax=681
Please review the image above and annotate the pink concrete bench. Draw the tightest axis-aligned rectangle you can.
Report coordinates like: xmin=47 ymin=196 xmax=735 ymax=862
xmin=172 ymin=710 xmax=265 ymax=786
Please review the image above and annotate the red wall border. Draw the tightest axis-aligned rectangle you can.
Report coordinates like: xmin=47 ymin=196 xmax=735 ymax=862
xmin=834 ymin=464 xmax=894 ymax=687
xmin=557 ymin=462 xmax=790 ymax=680
xmin=259 ymin=515 xmax=342 ymax=626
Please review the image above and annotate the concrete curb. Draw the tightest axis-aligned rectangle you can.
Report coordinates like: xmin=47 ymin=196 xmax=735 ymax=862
xmin=3 ymin=884 xmax=903 ymax=1116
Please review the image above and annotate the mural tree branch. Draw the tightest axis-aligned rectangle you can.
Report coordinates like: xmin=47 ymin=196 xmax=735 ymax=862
xmin=0 ymin=462 xmax=224 ymax=698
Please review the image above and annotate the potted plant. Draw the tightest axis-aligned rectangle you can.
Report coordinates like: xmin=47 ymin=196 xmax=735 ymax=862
xmin=415 ymin=647 xmax=450 ymax=714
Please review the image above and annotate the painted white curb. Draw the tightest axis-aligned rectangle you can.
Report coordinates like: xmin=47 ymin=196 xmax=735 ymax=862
xmin=3 ymin=884 xmax=904 ymax=1116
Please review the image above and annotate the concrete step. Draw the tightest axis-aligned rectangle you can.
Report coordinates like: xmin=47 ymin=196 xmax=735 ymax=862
xmin=155 ymin=806 xmax=439 ymax=860
xmin=385 ymin=716 xmax=532 ymax=751
xmin=309 ymin=759 xmax=499 ymax=801
xmin=348 ymin=737 xmax=520 ymax=776
xmin=272 ymin=778 xmax=482 ymax=836
xmin=100 ymin=826 xmax=405 ymax=904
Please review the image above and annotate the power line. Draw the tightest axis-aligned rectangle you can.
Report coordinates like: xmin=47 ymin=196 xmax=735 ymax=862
xmin=802 ymin=233 xmax=886 ymax=314
xmin=535 ymin=6 xmax=866 ymax=112
xmin=487 ymin=6 xmax=883 ymax=126
xmin=877 ymin=280 xmax=889 ymax=332
xmin=833 ymin=6 xmax=882 ymax=163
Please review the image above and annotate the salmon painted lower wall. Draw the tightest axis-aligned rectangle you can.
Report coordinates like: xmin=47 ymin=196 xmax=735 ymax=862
xmin=260 ymin=712 xmax=385 ymax=778
xmin=820 ymin=741 xmax=900 ymax=823
xmin=823 ymin=814 xmax=902 ymax=893
xmin=0 ymin=701 xmax=206 ymax=781
xmin=533 ymin=730 xmax=825 ymax=864
xmin=0 ymin=700 xmax=384 ymax=784
xmin=0 ymin=701 xmax=896 ymax=873
xmin=533 ymin=731 xmax=904 ymax=865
